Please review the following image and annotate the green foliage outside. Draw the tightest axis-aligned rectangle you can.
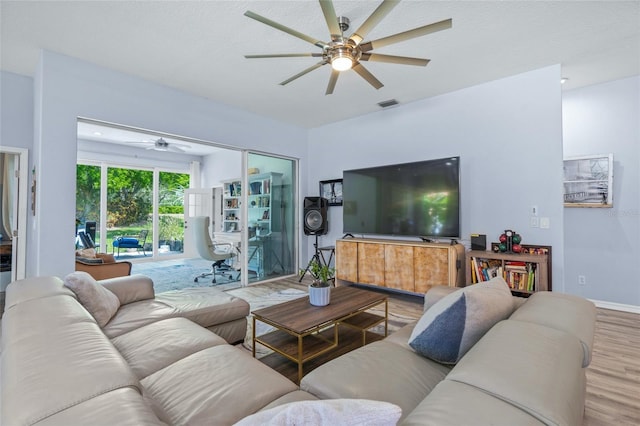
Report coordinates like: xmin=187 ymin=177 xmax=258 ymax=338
xmin=76 ymin=165 xmax=189 ymax=251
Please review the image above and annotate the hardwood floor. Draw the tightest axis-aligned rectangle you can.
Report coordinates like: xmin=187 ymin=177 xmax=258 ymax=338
xmin=583 ymin=308 xmax=640 ymax=425
xmin=260 ymin=280 xmax=640 ymax=424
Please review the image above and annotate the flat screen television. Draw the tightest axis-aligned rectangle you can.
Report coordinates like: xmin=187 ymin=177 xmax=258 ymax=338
xmin=342 ymin=157 xmax=460 ymax=239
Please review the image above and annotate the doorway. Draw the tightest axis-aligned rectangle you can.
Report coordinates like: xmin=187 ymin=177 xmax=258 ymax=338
xmin=0 ymin=147 xmax=28 ymax=297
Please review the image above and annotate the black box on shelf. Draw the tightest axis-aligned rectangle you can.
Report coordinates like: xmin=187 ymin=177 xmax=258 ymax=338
xmin=470 ymin=234 xmax=487 ymax=251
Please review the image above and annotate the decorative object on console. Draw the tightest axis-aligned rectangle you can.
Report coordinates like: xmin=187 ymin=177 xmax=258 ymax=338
xmin=470 ymin=234 xmax=486 ymax=251
xmin=495 ymin=229 xmax=522 ymax=253
xmin=408 ymin=276 xmax=514 ymax=364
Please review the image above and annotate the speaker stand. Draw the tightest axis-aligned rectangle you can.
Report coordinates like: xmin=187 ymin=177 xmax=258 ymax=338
xmin=299 ymin=234 xmax=322 ymax=283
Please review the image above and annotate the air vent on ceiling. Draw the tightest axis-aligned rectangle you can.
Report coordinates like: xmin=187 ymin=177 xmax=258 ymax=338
xmin=378 ymin=99 xmax=399 ymax=108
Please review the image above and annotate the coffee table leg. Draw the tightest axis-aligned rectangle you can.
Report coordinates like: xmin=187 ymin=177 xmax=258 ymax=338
xmin=384 ymin=299 xmax=389 ymax=337
xmin=252 ymin=316 xmax=256 ymax=358
xmin=297 ymin=334 xmax=303 ymax=383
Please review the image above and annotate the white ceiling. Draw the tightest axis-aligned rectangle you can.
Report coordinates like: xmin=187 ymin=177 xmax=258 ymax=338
xmin=2 ymin=1 xmax=639 ymax=132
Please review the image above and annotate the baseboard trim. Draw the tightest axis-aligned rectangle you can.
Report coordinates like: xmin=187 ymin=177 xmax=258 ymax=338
xmin=590 ymin=299 xmax=640 ymax=314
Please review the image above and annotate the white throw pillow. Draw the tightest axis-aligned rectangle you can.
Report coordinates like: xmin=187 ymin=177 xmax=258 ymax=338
xmin=408 ymin=276 xmax=514 ymax=364
xmin=234 ymin=399 xmax=402 ymax=426
xmin=63 ymin=271 xmax=120 ymax=327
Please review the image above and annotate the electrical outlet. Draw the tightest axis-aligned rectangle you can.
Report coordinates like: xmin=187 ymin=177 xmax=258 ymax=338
xmin=578 ymin=275 xmax=586 ymax=286
xmin=540 ymin=217 xmax=550 ymax=229
xmin=530 ymin=217 xmax=539 ymax=227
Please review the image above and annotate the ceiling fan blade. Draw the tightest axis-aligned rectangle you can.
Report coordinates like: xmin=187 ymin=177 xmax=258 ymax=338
xmin=244 ymin=11 xmax=327 ymax=49
xmin=326 ymin=69 xmax=339 ymax=95
xmin=352 ymin=63 xmax=384 ymax=90
xmin=279 ymin=61 xmax=327 ymax=86
xmin=166 ymin=146 xmax=186 ymax=153
xmin=245 ymin=53 xmax=323 ymax=59
xmin=319 ymin=0 xmax=342 ymax=41
xmin=349 ymin=0 xmax=400 ymax=46
xmin=360 ymin=53 xmax=430 ymax=67
xmin=360 ymin=18 xmax=452 ymax=52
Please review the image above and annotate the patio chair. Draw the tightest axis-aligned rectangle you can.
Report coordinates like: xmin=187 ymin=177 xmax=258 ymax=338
xmin=112 ymin=229 xmax=148 ymax=257
xmin=190 ymin=216 xmax=237 ymax=283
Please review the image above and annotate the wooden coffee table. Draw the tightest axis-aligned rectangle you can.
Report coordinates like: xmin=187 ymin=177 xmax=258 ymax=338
xmin=252 ymin=286 xmax=388 ymax=383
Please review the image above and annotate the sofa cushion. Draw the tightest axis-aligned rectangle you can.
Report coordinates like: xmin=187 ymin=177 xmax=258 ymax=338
xmin=35 ymin=388 xmax=165 ymax=426
xmin=140 ymin=345 xmax=298 ymax=425
xmin=509 ymin=291 xmax=597 ymax=367
xmin=445 ymin=320 xmax=586 ymax=426
xmin=64 ymin=271 xmax=121 ymax=327
xmin=102 ymin=299 xmax=180 ymax=339
xmin=111 ymin=317 xmax=227 ymax=379
xmin=235 ymin=399 xmax=402 ymax=426
xmin=401 ymin=380 xmax=546 ymax=426
xmin=155 ymin=287 xmax=250 ymax=328
xmin=300 ymin=340 xmax=451 ymax=422
xmin=408 ymin=276 xmax=513 ymax=364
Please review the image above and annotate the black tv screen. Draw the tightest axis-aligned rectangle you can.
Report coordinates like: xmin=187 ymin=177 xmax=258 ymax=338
xmin=343 ymin=157 xmax=460 ymax=239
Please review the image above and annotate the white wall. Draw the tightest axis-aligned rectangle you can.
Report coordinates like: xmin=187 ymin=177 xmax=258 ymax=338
xmin=1 ymin=71 xmax=34 ymax=151
xmin=563 ymin=76 xmax=640 ymax=306
xmin=32 ymin=50 xmax=307 ymax=278
xmin=308 ymin=66 xmax=566 ymax=292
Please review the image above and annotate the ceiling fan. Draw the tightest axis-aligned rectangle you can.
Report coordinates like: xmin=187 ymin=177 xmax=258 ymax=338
xmin=244 ymin=0 xmax=452 ymax=95
xmin=126 ymin=137 xmax=191 ymax=153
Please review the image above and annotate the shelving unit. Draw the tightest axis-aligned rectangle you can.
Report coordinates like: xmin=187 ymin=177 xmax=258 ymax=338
xmin=466 ymin=250 xmax=550 ymax=295
xmin=221 ymin=172 xmax=283 ymax=278
xmin=221 ymin=178 xmax=241 ymax=233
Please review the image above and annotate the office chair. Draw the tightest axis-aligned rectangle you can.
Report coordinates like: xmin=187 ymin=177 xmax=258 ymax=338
xmin=190 ymin=216 xmax=237 ymax=283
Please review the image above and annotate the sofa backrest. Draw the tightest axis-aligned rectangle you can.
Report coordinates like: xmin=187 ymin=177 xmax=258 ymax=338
xmin=1 ymin=277 xmax=150 ymax=425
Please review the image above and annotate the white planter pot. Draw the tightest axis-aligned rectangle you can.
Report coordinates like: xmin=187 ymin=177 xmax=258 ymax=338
xmin=309 ymin=284 xmax=331 ymax=306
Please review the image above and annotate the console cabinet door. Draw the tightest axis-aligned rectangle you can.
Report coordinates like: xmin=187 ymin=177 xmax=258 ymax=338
xmin=336 ymin=240 xmax=358 ymax=282
xmin=414 ymin=246 xmax=449 ymax=294
xmin=357 ymin=243 xmax=385 ymax=286
xmin=385 ymin=245 xmax=415 ymax=292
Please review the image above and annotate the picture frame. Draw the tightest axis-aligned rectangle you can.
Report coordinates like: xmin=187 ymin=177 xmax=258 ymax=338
xmin=319 ymin=179 xmax=343 ymax=206
xmin=563 ymin=154 xmax=613 ymax=208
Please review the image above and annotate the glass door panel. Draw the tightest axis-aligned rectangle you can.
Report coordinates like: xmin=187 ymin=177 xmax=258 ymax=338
xmin=107 ymin=167 xmax=152 ymax=258
xmin=246 ymin=153 xmax=297 ymax=283
xmin=158 ymin=171 xmax=190 ymax=256
xmin=75 ymin=164 xmax=101 ymax=249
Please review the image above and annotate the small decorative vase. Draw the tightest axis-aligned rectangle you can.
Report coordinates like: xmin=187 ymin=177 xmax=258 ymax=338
xmin=309 ymin=281 xmax=331 ymax=306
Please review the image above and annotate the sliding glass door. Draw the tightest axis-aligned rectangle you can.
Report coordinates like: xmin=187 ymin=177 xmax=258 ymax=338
xmin=76 ymin=162 xmax=190 ymax=259
xmin=244 ymin=152 xmax=297 ymax=283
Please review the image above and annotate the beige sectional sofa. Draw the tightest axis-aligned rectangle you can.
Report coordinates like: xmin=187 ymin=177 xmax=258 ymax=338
xmin=1 ymin=275 xmax=317 ymax=425
xmin=2 ymin=273 xmax=597 ymax=425
xmin=300 ymin=285 xmax=597 ymax=425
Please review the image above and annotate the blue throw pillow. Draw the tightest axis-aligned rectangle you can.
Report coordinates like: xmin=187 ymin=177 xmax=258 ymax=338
xmin=409 ymin=276 xmax=514 ymax=364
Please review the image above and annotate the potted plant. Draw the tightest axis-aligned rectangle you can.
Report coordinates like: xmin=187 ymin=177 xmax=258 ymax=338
xmin=301 ymin=259 xmax=335 ymax=306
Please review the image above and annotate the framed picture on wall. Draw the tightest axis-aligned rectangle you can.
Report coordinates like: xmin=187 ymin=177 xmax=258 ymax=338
xmin=563 ymin=154 xmax=613 ymax=208
xmin=319 ymin=179 xmax=343 ymax=206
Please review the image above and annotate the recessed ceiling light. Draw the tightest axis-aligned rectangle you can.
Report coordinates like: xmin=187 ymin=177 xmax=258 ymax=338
xmin=93 ymin=131 xmax=102 ymax=136
xmin=560 ymin=77 xmax=569 ymax=84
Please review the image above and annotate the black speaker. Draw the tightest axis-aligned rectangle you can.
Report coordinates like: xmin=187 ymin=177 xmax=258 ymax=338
xmin=470 ymin=234 xmax=487 ymax=251
xmin=303 ymin=197 xmax=328 ymax=235
xmin=85 ymin=221 xmax=97 ymax=243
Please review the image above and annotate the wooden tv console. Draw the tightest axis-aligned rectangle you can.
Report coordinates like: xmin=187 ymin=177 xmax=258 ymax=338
xmin=335 ymin=238 xmax=465 ymax=295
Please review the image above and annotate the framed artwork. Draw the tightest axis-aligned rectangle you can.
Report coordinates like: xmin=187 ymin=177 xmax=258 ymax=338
xmin=319 ymin=179 xmax=343 ymax=206
xmin=563 ymin=154 xmax=613 ymax=208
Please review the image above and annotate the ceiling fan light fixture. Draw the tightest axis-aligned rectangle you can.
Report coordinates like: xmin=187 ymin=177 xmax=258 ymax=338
xmin=330 ymin=48 xmax=354 ymax=71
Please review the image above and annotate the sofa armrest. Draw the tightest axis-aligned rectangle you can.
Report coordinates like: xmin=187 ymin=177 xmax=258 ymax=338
xmin=75 ymin=259 xmax=132 ymax=280
xmin=99 ymin=274 xmax=155 ymax=305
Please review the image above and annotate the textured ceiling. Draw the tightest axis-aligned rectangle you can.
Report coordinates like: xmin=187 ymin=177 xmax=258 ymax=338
xmin=1 ymin=1 xmax=639 ymax=129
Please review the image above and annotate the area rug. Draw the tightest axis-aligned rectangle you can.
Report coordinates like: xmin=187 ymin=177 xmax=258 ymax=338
xmin=131 ymin=258 xmax=241 ymax=294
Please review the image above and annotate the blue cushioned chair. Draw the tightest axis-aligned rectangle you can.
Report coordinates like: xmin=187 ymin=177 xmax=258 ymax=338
xmin=112 ymin=229 xmax=148 ymax=257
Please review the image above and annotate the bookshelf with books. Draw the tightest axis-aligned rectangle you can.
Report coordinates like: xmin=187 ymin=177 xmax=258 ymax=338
xmin=222 ymin=178 xmax=241 ymax=233
xmin=466 ymin=249 xmax=550 ymax=295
